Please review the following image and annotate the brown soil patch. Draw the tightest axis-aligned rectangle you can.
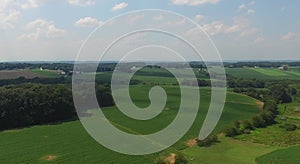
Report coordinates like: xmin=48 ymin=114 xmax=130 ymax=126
xmin=256 ymin=100 xmax=264 ymax=111
xmin=42 ymin=155 xmax=57 ymax=161
xmin=164 ymin=107 xmax=170 ymax=110
xmin=164 ymin=153 xmax=176 ymax=164
xmin=186 ymin=138 xmax=197 ymax=147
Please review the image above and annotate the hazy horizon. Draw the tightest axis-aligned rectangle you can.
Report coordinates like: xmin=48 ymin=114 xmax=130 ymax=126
xmin=1 ymin=1 xmax=299 ymax=61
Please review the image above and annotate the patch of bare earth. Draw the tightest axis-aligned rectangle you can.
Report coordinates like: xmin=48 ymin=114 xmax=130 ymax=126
xmin=256 ymin=100 xmax=264 ymax=111
xmin=164 ymin=153 xmax=176 ymax=164
xmin=42 ymin=155 xmax=57 ymax=161
xmin=186 ymin=138 xmax=197 ymax=147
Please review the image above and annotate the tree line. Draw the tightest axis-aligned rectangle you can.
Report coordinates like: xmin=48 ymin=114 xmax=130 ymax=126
xmin=0 ymin=84 xmax=114 ymax=131
xmin=223 ymin=79 xmax=298 ymax=137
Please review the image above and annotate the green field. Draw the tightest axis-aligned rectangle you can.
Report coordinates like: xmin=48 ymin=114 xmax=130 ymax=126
xmin=182 ymin=134 xmax=278 ymax=164
xmin=3 ymin=66 xmax=299 ymax=163
xmin=30 ymin=69 xmax=61 ymax=78
xmin=226 ymin=67 xmax=300 ymax=80
xmin=0 ymin=84 xmax=262 ymax=163
xmin=256 ymin=146 xmax=300 ymax=163
xmin=0 ymin=69 xmax=61 ymax=80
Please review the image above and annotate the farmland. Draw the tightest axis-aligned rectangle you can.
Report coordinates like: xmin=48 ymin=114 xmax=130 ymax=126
xmin=0 ymin=69 xmax=60 ymax=80
xmin=256 ymin=145 xmax=300 ymax=163
xmin=226 ymin=67 xmax=300 ymax=80
xmin=0 ymin=82 xmax=262 ymax=163
xmin=0 ymin=64 xmax=300 ymax=163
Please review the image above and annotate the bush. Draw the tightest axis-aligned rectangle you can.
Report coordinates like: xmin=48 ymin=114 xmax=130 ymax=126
xmin=155 ymin=156 xmax=166 ymax=164
xmin=280 ymin=123 xmax=297 ymax=131
xmin=252 ymin=115 xmax=266 ymax=128
xmin=197 ymin=134 xmax=218 ymax=147
xmin=239 ymin=120 xmax=255 ymax=132
xmin=175 ymin=153 xmax=188 ymax=164
xmin=260 ymin=111 xmax=276 ymax=125
xmin=223 ymin=127 xmax=240 ymax=137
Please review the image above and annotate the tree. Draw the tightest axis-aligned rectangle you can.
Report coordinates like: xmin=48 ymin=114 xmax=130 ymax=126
xmin=239 ymin=120 xmax=254 ymax=132
xmin=223 ymin=127 xmax=240 ymax=137
xmin=197 ymin=134 xmax=218 ymax=147
xmin=252 ymin=115 xmax=266 ymax=128
xmin=280 ymin=123 xmax=297 ymax=131
xmin=260 ymin=111 xmax=275 ymax=125
xmin=175 ymin=153 xmax=188 ymax=164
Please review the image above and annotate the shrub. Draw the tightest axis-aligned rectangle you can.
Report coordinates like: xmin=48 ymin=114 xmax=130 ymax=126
xmin=223 ymin=127 xmax=240 ymax=137
xmin=155 ymin=156 xmax=166 ymax=164
xmin=252 ymin=115 xmax=266 ymax=128
xmin=239 ymin=120 xmax=255 ymax=132
xmin=197 ymin=134 xmax=218 ymax=147
xmin=175 ymin=153 xmax=188 ymax=164
xmin=280 ymin=123 xmax=298 ymax=131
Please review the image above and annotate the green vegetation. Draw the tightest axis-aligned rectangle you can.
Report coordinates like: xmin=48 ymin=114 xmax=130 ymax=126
xmin=0 ymin=121 xmax=153 ymax=163
xmin=226 ymin=67 xmax=300 ymax=80
xmin=256 ymin=146 xmax=300 ymax=163
xmin=30 ymin=68 xmax=61 ymax=78
xmin=0 ymin=70 xmax=51 ymax=79
xmin=0 ymin=85 xmax=261 ymax=163
xmin=1 ymin=62 xmax=300 ymax=163
xmin=182 ymin=135 xmax=278 ymax=164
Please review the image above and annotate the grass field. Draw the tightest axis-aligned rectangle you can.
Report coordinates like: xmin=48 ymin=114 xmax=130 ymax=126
xmin=0 ymin=69 xmax=60 ymax=79
xmin=30 ymin=69 xmax=61 ymax=78
xmin=256 ymin=145 xmax=300 ymax=163
xmin=0 ymin=85 xmax=262 ymax=163
xmin=226 ymin=67 xmax=300 ymax=80
xmin=182 ymin=134 xmax=278 ymax=164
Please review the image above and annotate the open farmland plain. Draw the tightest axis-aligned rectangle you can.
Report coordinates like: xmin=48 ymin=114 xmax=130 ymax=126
xmin=0 ymin=79 xmax=263 ymax=163
xmin=226 ymin=67 xmax=300 ymax=80
xmin=0 ymin=69 xmax=60 ymax=80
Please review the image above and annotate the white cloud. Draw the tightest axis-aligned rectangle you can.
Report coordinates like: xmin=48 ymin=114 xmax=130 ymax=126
xmin=0 ymin=9 xmax=21 ymax=29
xmin=67 ymin=0 xmax=95 ymax=7
xmin=247 ymin=9 xmax=255 ymax=15
xmin=153 ymin=15 xmax=164 ymax=21
xmin=112 ymin=2 xmax=128 ymax=11
xmin=240 ymin=27 xmax=259 ymax=37
xmin=195 ymin=14 xmax=205 ymax=22
xmin=188 ymin=16 xmax=261 ymax=40
xmin=19 ymin=19 xmax=66 ymax=40
xmin=282 ymin=32 xmax=300 ymax=41
xmin=238 ymin=1 xmax=255 ymax=11
xmin=20 ymin=0 xmax=40 ymax=9
xmin=0 ymin=0 xmax=21 ymax=29
xmin=238 ymin=4 xmax=246 ymax=10
xmin=171 ymin=0 xmax=219 ymax=6
xmin=74 ymin=17 xmax=104 ymax=27
xmin=254 ymin=36 xmax=264 ymax=43
xmin=127 ymin=14 xmax=143 ymax=24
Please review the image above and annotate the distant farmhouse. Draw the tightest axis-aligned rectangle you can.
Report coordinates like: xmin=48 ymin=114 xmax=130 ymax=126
xmin=278 ymin=65 xmax=289 ymax=71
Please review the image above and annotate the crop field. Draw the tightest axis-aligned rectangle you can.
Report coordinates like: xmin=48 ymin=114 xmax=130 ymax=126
xmin=0 ymin=69 xmax=60 ymax=80
xmin=256 ymin=145 xmax=300 ymax=163
xmin=30 ymin=69 xmax=61 ymax=78
xmin=226 ymin=67 xmax=300 ymax=80
xmin=182 ymin=134 xmax=278 ymax=164
xmin=0 ymin=70 xmax=46 ymax=79
xmin=0 ymin=84 xmax=262 ymax=163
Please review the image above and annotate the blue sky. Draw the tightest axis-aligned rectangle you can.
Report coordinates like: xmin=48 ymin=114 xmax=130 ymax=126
xmin=0 ymin=0 xmax=299 ymax=61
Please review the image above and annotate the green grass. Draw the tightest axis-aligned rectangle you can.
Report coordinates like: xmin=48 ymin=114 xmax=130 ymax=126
xmin=182 ymin=135 xmax=278 ymax=164
xmin=226 ymin=67 xmax=300 ymax=80
xmin=0 ymin=70 xmax=54 ymax=80
xmin=30 ymin=69 xmax=61 ymax=78
xmin=256 ymin=145 xmax=300 ymax=164
xmin=0 ymin=85 xmax=262 ymax=163
xmin=0 ymin=121 xmax=153 ymax=163
xmin=235 ymin=124 xmax=300 ymax=147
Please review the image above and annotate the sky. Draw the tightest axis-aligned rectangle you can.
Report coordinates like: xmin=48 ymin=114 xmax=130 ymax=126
xmin=0 ymin=0 xmax=299 ymax=61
